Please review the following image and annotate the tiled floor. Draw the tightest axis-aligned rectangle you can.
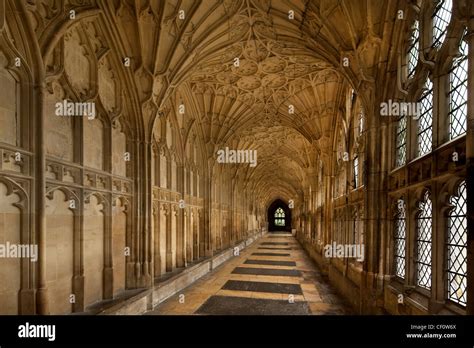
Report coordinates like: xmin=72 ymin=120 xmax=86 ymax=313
xmin=145 ymin=233 xmax=351 ymax=315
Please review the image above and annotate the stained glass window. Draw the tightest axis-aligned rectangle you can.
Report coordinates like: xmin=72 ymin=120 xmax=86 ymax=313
xmin=394 ymin=199 xmax=407 ymax=279
xmin=274 ymin=207 xmax=285 ymax=226
xmin=416 ymin=191 xmax=432 ymax=289
xmin=449 ymin=31 xmax=468 ymax=140
xmin=447 ymin=181 xmax=467 ymax=306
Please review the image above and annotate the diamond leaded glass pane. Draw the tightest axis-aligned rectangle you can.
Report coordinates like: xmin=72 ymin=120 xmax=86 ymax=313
xmin=449 ymin=32 xmax=468 ymax=139
xmin=396 ymin=116 xmax=407 ymax=167
xmin=432 ymin=0 xmax=452 ymax=48
xmin=394 ymin=199 xmax=406 ymax=279
xmin=417 ymin=79 xmax=433 ymax=157
xmin=416 ymin=191 xmax=432 ymax=289
xmin=408 ymin=21 xmax=419 ymax=78
xmin=447 ymin=181 xmax=467 ymax=306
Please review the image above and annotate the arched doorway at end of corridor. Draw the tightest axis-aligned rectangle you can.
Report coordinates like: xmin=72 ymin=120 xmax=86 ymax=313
xmin=267 ymin=199 xmax=291 ymax=232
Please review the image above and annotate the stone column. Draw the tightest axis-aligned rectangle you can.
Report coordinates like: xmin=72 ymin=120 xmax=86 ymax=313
xmin=230 ymin=179 xmax=235 ymax=245
xmin=103 ymin=127 xmax=113 ymax=299
xmin=203 ymin=175 xmax=213 ymax=257
xmin=164 ymin=204 xmax=173 ymax=272
xmin=465 ymin=15 xmax=474 ymax=315
xmin=362 ymin=92 xmax=385 ymax=314
xmin=176 ymin=164 xmax=186 ymax=267
xmin=137 ymin=140 xmax=152 ymax=287
xmin=35 ymin=83 xmax=49 ymax=314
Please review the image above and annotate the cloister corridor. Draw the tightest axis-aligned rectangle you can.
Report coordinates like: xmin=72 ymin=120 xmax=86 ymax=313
xmin=0 ymin=0 xmax=473 ymax=318
xmin=146 ymin=233 xmax=350 ymax=315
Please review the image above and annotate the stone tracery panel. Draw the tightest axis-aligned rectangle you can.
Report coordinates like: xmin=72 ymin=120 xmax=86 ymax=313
xmin=45 ymin=83 xmax=74 ymax=161
xmin=0 ymin=52 xmax=18 ymax=146
xmin=84 ymin=118 xmax=104 ymax=170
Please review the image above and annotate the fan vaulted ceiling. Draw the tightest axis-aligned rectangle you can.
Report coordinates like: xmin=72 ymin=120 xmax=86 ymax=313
xmin=32 ymin=0 xmax=400 ymax=207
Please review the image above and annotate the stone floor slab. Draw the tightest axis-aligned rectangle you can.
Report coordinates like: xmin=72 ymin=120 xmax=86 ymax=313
xmin=195 ymin=295 xmax=310 ymax=315
xmin=221 ymin=280 xmax=303 ymax=294
xmin=252 ymin=252 xmax=290 ymax=257
xmin=231 ymin=267 xmax=301 ymax=277
xmin=244 ymin=259 xmax=296 ymax=267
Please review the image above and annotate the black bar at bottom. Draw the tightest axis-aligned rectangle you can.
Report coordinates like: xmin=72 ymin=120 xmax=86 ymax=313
xmin=0 ymin=315 xmax=473 ymax=346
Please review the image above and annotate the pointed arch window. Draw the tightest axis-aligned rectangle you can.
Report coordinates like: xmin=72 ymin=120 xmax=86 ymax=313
xmin=432 ymin=0 xmax=452 ymax=48
xmin=449 ymin=31 xmax=468 ymax=140
xmin=274 ymin=208 xmax=285 ymax=227
xmin=417 ymin=79 xmax=433 ymax=157
xmin=447 ymin=181 xmax=467 ymax=306
xmin=394 ymin=199 xmax=407 ymax=279
xmin=416 ymin=191 xmax=432 ymax=290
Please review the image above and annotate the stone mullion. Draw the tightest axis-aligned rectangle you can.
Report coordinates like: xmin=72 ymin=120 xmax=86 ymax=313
xmin=362 ymin=101 xmax=384 ymax=313
xmin=125 ymin=139 xmax=136 ymax=289
xmin=203 ymin=175 xmax=213 ymax=257
xmin=378 ymin=121 xmax=389 ymax=280
xmin=406 ymin=190 xmax=417 ymax=289
xmin=430 ymin=71 xmax=443 ymax=312
xmin=176 ymin=164 xmax=186 ymax=268
xmin=131 ymin=139 xmax=141 ymax=288
xmin=103 ymin=125 xmax=113 ymax=299
xmin=432 ymin=180 xmax=446 ymax=312
xmin=165 ymin=204 xmax=173 ymax=272
xmin=186 ymin=167 xmax=193 ymax=261
xmin=192 ymin=208 xmax=199 ymax=260
xmin=323 ymin=166 xmax=333 ymax=265
xmin=186 ymin=207 xmax=192 ymax=262
xmin=198 ymin=208 xmax=204 ymax=258
xmin=35 ymin=83 xmax=49 ymax=314
xmin=153 ymin=149 xmax=161 ymax=277
xmin=103 ymin=191 xmax=113 ymax=300
xmin=465 ymin=14 xmax=474 ymax=315
xmin=72 ymin=189 xmax=84 ymax=313
xmin=144 ymin=141 xmax=153 ymax=286
xmin=216 ymin=177 xmax=221 ymax=250
xmin=230 ymin=179 xmax=235 ymax=245
xmin=153 ymin=203 xmax=161 ymax=277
